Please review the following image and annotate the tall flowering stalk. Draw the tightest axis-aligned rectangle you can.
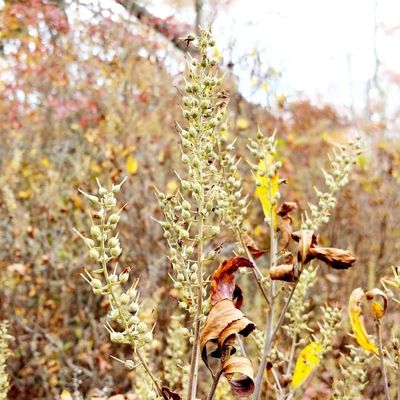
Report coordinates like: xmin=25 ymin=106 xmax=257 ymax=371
xmin=156 ymin=29 xmax=241 ymax=400
xmin=74 ymin=179 xmax=164 ymax=399
xmin=0 ymin=322 xmax=11 ymax=400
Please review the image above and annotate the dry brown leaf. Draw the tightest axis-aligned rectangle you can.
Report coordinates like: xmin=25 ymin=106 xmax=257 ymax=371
xmin=277 ymin=201 xmax=297 ymax=216
xmin=270 ymin=264 xmax=299 ymax=282
xmin=210 ymin=257 xmax=254 ymax=307
xmin=200 ymin=299 xmax=255 ymax=364
xmin=161 ymin=387 xmax=182 ymax=400
xmin=309 ymin=247 xmax=356 ymax=270
xmin=242 ymin=233 xmax=265 ymax=259
xmin=291 ymin=230 xmax=356 ymax=270
xmin=222 ymin=356 xmax=255 ymax=397
xmin=277 ymin=202 xmax=297 ymax=249
xmin=291 ymin=230 xmax=317 ymax=264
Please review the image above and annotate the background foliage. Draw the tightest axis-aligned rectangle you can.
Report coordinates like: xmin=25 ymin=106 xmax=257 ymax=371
xmin=0 ymin=1 xmax=399 ymax=399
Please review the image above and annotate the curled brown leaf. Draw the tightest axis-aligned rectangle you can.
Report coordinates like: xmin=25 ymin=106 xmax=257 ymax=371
xmin=242 ymin=233 xmax=266 ymax=259
xmin=277 ymin=201 xmax=298 ymax=217
xmin=278 ymin=202 xmax=297 ymax=249
xmin=210 ymin=257 xmax=254 ymax=306
xmin=291 ymin=230 xmax=317 ymax=264
xmin=222 ymin=356 xmax=255 ymax=397
xmin=291 ymin=230 xmax=356 ymax=270
xmin=308 ymin=247 xmax=356 ymax=270
xmin=270 ymin=264 xmax=299 ymax=282
xmin=200 ymin=299 xmax=255 ymax=365
xmin=161 ymin=387 xmax=182 ymax=400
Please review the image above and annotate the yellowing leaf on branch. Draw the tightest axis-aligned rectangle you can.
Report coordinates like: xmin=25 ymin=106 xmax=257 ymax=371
xmin=125 ymin=154 xmax=138 ymax=175
xmin=366 ymin=288 xmax=388 ymax=321
xmin=255 ymin=158 xmax=279 ymax=229
xmin=348 ymin=288 xmax=378 ymax=353
xmin=291 ymin=341 xmax=322 ymax=389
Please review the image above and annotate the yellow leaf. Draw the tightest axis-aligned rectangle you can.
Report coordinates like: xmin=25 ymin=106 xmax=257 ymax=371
xmin=126 ymin=154 xmax=138 ymax=175
xmin=291 ymin=341 xmax=323 ymax=389
xmin=262 ymin=82 xmax=269 ymax=92
xmin=255 ymin=158 xmax=279 ymax=229
xmin=348 ymin=288 xmax=378 ymax=353
xmin=277 ymin=94 xmax=286 ymax=108
xmin=213 ymin=46 xmax=222 ymax=59
xmin=89 ymin=160 xmax=103 ymax=174
xmin=70 ymin=123 xmax=80 ymax=131
xmin=366 ymin=288 xmax=388 ymax=321
xmin=167 ymin=180 xmax=178 ymax=193
xmin=18 ymin=189 xmax=31 ymax=200
xmin=322 ymin=132 xmax=330 ymax=142
xmin=236 ymin=118 xmax=250 ymax=130
xmin=40 ymin=157 xmax=51 ymax=169
xmin=61 ymin=390 xmax=73 ymax=400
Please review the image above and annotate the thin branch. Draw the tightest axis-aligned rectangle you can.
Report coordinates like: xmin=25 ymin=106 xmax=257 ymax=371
xmin=376 ymin=322 xmax=390 ymax=400
xmin=237 ymin=229 xmax=270 ymax=305
xmin=116 ymin=0 xmax=196 ymax=54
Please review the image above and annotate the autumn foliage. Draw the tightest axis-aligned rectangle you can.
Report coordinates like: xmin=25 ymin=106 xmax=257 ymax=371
xmin=0 ymin=2 xmax=400 ymax=400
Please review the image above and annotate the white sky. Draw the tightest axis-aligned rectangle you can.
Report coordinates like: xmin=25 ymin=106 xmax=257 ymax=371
xmin=150 ymin=0 xmax=400 ymax=112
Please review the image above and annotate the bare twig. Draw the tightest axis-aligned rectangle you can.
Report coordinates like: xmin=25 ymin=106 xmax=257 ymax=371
xmin=376 ymin=322 xmax=390 ymax=400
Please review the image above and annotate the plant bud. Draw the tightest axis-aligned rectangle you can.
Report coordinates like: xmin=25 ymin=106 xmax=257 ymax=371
xmin=93 ymin=287 xmax=102 ymax=295
xmin=108 ymin=237 xmax=119 ymax=247
xmin=209 ymin=118 xmax=218 ymax=128
xmin=84 ymin=238 xmax=95 ymax=247
xmin=90 ymin=225 xmax=101 ymax=238
xmin=91 ymin=278 xmax=102 ymax=288
xmin=210 ymin=225 xmax=220 ymax=235
xmin=110 ymin=332 xmax=124 ymax=343
xmin=119 ymin=272 xmax=129 ymax=283
xmin=105 ymin=195 xmax=117 ymax=208
xmin=129 ymin=302 xmax=139 ymax=313
xmin=98 ymin=187 xmax=107 ymax=196
xmin=186 ymin=246 xmax=194 ymax=255
xmin=120 ymin=293 xmax=130 ymax=304
xmin=125 ymin=360 xmax=136 ymax=370
xmin=138 ymin=322 xmax=147 ymax=333
xmin=108 ymin=213 xmax=120 ymax=225
xmin=129 ymin=315 xmax=140 ymax=325
xmin=182 ymin=210 xmax=190 ymax=219
xmin=89 ymin=248 xmax=100 ymax=260
xmin=110 ymin=246 xmax=122 ymax=257
xmin=108 ymin=309 xmax=118 ymax=320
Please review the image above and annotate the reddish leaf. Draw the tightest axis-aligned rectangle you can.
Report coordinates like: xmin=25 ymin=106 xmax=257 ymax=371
xmin=210 ymin=257 xmax=254 ymax=306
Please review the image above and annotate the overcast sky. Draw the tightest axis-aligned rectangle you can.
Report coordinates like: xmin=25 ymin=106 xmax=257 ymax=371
xmin=150 ymin=0 xmax=400 ymax=112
